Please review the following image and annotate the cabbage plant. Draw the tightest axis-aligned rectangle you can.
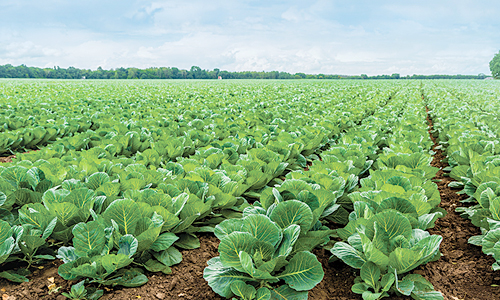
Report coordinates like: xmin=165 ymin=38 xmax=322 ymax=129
xmin=331 ymin=207 xmax=443 ymax=300
xmin=204 ymin=200 xmax=324 ymax=300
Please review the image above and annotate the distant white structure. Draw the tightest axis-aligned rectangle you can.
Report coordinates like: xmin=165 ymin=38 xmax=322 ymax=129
xmin=82 ymin=76 xmax=86 ymax=79
xmin=218 ymin=76 xmax=222 ymax=80
xmin=485 ymin=77 xmax=495 ymax=80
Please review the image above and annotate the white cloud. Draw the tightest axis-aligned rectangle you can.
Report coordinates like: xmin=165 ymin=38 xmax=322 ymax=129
xmin=0 ymin=0 xmax=498 ymax=75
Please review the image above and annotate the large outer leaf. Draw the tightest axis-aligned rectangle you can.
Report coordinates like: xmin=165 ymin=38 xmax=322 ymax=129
xmin=230 ymin=280 xmax=257 ymax=300
xmin=411 ymin=235 xmax=442 ymax=265
xmin=101 ymin=254 xmax=133 ymax=274
xmin=174 ymin=232 xmax=200 ymax=249
xmin=0 ymin=270 xmax=29 ymax=283
xmin=150 ymin=232 xmax=179 ymax=252
xmin=490 ymin=196 xmax=500 ymax=221
xmin=482 ymin=228 xmax=500 ymax=256
xmin=389 ymin=248 xmax=425 ymax=274
xmin=72 ymin=221 xmax=106 ymax=257
xmin=214 ymin=218 xmax=244 ymax=240
xmin=0 ymin=237 xmax=15 ymax=264
xmin=219 ymin=232 xmax=256 ymax=272
xmin=331 ymin=242 xmax=366 ymax=269
xmin=66 ymin=188 xmax=96 ymax=210
xmin=269 ymin=200 xmax=313 ymax=233
xmin=102 ymin=199 xmax=140 ymax=235
xmin=0 ymin=192 xmax=6 ymax=207
xmin=103 ymin=268 xmax=148 ymax=287
xmin=269 ymin=285 xmax=308 ymax=300
xmin=0 ymin=219 xmax=12 ymax=244
xmin=58 ymin=257 xmax=92 ymax=280
xmin=86 ymin=172 xmax=111 ymax=190
xmin=360 ymin=262 xmax=381 ymax=292
xmin=204 ymin=257 xmax=252 ymax=298
xmin=365 ymin=210 xmax=413 ymax=241
xmin=45 ymin=202 xmax=80 ymax=227
xmin=1 ymin=166 xmax=28 ymax=188
xmin=42 ymin=189 xmax=71 ymax=205
xmin=243 ymin=214 xmax=282 ymax=247
xmin=378 ymin=197 xmax=418 ymax=218
xmin=18 ymin=203 xmax=51 ymax=231
xmin=154 ymin=247 xmax=182 ymax=267
xmin=403 ymin=274 xmax=443 ymax=300
xmin=151 ymin=205 xmax=180 ymax=232
xmin=96 ymin=182 xmax=121 ymax=197
xmin=19 ymin=235 xmax=46 ymax=255
xmin=257 ymin=288 xmax=271 ymax=300
xmin=359 ymin=232 xmax=390 ymax=268
xmin=277 ymin=251 xmax=323 ymax=291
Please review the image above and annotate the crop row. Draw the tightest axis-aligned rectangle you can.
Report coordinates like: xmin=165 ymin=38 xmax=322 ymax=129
xmin=0 ymin=81 xmax=395 ymax=154
xmin=425 ymin=82 xmax=500 ymax=271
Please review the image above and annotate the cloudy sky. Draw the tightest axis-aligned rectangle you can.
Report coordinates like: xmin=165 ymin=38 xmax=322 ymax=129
xmin=1 ymin=0 xmax=499 ymax=75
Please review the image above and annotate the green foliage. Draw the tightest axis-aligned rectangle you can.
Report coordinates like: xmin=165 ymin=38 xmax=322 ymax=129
xmin=61 ymin=280 xmax=104 ymax=300
xmin=490 ymin=51 xmax=500 ymax=79
xmin=204 ymin=201 xmax=324 ymax=299
xmin=0 ymin=80 xmax=453 ymax=298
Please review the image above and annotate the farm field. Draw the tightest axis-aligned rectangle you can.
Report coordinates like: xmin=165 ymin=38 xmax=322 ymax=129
xmin=0 ymin=79 xmax=500 ymax=300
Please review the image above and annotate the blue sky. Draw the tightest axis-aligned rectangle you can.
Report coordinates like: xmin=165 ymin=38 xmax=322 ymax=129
xmin=1 ymin=0 xmax=499 ymax=75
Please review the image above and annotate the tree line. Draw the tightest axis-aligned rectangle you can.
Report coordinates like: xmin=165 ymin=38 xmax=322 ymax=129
xmin=0 ymin=64 xmax=489 ymax=80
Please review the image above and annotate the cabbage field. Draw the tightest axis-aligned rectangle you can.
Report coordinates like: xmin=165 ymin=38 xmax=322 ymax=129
xmin=0 ymin=79 xmax=500 ymax=300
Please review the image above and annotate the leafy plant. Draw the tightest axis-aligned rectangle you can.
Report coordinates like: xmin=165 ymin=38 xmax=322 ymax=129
xmin=204 ymin=200 xmax=324 ymax=300
xmin=61 ymin=280 xmax=103 ymax=300
xmin=331 ymin=207 xmax=443 ymax=299
xmin=57 ymin=219 xmax=148 ymax=287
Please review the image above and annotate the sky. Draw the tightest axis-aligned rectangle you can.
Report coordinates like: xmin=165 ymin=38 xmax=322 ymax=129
xmin=0 ymin=0 xmax=499 ymax=76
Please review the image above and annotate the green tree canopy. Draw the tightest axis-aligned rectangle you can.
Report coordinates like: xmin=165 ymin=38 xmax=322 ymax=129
xmin=490 ymin=51 xmax=500 ymax=79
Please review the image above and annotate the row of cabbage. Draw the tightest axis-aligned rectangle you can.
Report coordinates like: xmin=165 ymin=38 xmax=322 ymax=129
xmin=329 ymin=87 xmax=445 ymax=300
xmin=425 ymin=81 xmax=500 ymax=271
xmin=0 ymin=80 xmax=399 ymax=298
xmin=202 ymin=85 xmax=445 ymax=300
xmin=0 ymin=80 xmax=390 ymax=154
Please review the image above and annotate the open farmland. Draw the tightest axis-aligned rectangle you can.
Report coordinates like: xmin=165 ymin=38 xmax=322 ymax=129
xmin=1 ymin=79 xmax=500 ymax=300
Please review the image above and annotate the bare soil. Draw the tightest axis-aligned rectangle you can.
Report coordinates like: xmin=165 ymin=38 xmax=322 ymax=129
xmin=0 ymin=155 xmax=14 ymax=163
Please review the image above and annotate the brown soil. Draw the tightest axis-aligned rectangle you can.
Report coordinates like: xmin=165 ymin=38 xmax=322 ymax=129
xmin=0 ymin=260 xmax=70 ymax=300
xmin=0 ymin=155 xmax=14 ymax=163
xmin=417 ymin=108 xmax=500 ymax=300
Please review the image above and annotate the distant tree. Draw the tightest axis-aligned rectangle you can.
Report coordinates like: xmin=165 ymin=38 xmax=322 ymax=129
xmin=0 ymin=64 xmax=490 ymax=80
xmin=490 ymin=51 xmax=500 ymax=79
